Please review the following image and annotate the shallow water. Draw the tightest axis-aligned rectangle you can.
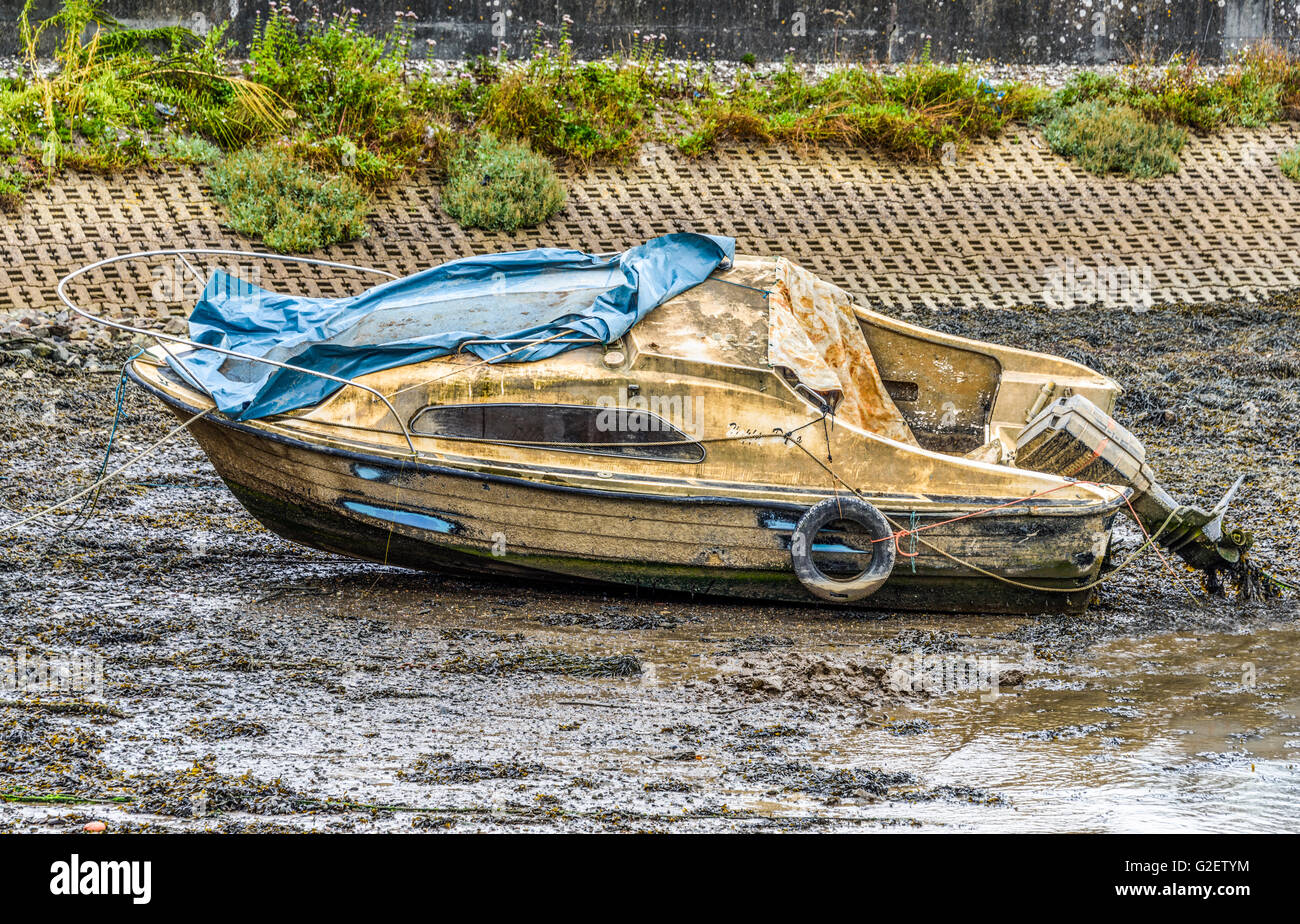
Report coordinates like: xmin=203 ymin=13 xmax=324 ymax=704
xmin=828 ymin=623 xmax=1300 ymax=831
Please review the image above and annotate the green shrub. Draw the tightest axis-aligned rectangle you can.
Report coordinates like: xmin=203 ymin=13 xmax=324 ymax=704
xmin=440 ymin=133 xmax=566 ymax=232
xmin=1044 ymin=100 xmax=1187 ymax=178
xmin=1238 ymin=44 xmax=1300 ymax=118
xmin=477 ymin=63 xmax=648 ymax=163
xmin=4 ymin=1 xmax=285 ymax=170
xmin=1035 ymin=53 xmax=1299 ymax=175
xmin=1280 ymin=145 xmax=1300 ymax=182
xmin=410 ymin=24 xmax=676 ymax=165
xmin=676 ymin=61 xmax=1042 ymax=159
xmin=8 ymin=1 xmax=1300 ymax=207
xmin=1040 ymin=49 xmax=1300 ymax=133
xmin=164 ymin=134 xmax=222 ymax=164
xmin=477 ymin=45 xmax=665 ymax=162
xmin=248 ymin=7 xmax=424 ymax=185
xmin=206 ymin=144 xmax=370 ymax=252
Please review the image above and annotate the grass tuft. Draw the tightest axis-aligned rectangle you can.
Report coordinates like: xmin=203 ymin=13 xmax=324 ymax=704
xmin=1036 ymin=48 xmax=1300 ymax=174
xmin=414 ymin=26 xmax=676 ymax=166
xmin=1280 ymin=145 xmax=1300 ymax=183
xmin=0 ymin=155 xmax=37 ymax=211
xmin=676 ymin=61 xmax=1044 ymax=160
xmin=163 ymin=134 xmax=222 ymax=165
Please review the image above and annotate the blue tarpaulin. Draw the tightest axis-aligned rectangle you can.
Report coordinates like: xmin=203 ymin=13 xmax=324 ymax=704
xmin=175 ymin=233 xmax=735 ymax=420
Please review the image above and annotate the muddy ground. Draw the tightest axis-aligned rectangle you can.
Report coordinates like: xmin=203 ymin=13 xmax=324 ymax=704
xmin=1 ymin=296 xmax=1298 ymax=832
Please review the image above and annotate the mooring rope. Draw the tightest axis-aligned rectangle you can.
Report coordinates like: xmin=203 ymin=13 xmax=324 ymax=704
xmin=58 ymin=347 xmax=144 ymax=531
xmin=0 ymin=408 xmax=208 ymax=535
xmin=885 ymin=505 xmax=1187 ymax=597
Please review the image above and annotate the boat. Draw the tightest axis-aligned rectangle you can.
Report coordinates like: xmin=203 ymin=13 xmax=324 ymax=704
xmin=60 ymin=234 xmax=1254 ymax=614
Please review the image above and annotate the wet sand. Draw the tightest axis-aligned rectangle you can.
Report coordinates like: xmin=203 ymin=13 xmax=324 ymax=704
xmin=1 ymin=297 xmax=1298 ymax=832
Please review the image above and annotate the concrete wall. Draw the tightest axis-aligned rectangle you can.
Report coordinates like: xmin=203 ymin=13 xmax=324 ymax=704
xmin=5 ymin=1 xmax=1300 ymax=63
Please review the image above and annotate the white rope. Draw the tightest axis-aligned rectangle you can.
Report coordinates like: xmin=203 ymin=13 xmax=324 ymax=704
xmin=0 ymin=409 xmax=208 ymax=535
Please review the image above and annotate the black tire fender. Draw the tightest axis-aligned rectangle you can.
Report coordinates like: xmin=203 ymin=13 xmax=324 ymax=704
xmin=791 ymin=497 xmax=896 ymax=602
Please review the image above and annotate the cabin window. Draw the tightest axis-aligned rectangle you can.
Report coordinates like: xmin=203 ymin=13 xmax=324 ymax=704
xmin=410 ymin=403 xmax=705 ymax=463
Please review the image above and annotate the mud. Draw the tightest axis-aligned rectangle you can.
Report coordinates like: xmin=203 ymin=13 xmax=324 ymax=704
xmin=1 ymin=294 xmax=1299 ymax=832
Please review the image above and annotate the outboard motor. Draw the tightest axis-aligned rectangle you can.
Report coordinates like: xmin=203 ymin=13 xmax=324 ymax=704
xmin=1015 ymin=394 xmax=1253 ymax=577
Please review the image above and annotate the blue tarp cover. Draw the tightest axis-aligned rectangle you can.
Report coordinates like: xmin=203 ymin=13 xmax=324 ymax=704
xmin=176 ymin=233 xmax=735 ymax=420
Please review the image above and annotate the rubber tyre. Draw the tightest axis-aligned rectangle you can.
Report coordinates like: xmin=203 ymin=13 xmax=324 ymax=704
xmin=791 ymin=497 xmax=896 ymax=602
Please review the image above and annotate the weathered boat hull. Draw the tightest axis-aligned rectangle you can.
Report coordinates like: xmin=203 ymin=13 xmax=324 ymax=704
xmin=137 ymin=376 xmax=1122 ymax=615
